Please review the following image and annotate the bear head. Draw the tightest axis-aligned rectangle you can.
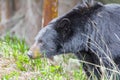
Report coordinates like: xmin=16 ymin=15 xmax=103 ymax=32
xmin=27 ymin=2 xmax=103 ymax=59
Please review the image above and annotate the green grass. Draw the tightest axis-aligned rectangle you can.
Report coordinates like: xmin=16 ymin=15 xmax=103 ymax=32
xmin=0 ymin=35 xmax=86 ymax=80
xmin=2 ymin=71 xmax=20 ymax=80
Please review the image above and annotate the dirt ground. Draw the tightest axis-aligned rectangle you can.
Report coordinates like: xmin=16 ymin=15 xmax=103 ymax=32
xmin=0 ymin=57 xmax=42 ymax=80
xmin=0 ymin=53 xmax=81 ymax=80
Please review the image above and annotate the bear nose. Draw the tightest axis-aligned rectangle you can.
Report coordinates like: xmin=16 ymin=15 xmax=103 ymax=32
xmin=27 ymin=51 xmax=33 ymax=58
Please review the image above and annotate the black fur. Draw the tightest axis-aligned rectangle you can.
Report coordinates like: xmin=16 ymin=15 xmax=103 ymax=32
xmin=35 ymin=1 xmax=120 ymax=80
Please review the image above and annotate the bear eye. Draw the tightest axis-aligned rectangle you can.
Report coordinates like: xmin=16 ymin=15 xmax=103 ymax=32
xmin=38 ymin=39 xmax=43 ymax=43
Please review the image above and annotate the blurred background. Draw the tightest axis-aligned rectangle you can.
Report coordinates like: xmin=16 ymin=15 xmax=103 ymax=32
xmin=0 ymin=0 xmax=120 ymax=46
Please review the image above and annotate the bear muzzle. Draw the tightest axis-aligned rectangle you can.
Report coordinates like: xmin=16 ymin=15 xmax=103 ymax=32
xmin=27 ymin=51 xmax=34 ymax=58
xmin=27 ymin=43 xmax=42 ymax=59
xmin=27 ymin=50 xmax=42 ymax=59
xmin=27 ymin=42 xmax=54 ymax=60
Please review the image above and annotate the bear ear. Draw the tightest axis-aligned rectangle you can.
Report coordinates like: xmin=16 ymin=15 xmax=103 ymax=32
xmin=82 ymin=0 xmax=94 ymax=8
xmin=58 ymin=18 xmax=71 ymax=29
xmin=82 ymin=0 xmax=103 ymax=8
xmin=56 ymin=18 xmax=72 ymax=40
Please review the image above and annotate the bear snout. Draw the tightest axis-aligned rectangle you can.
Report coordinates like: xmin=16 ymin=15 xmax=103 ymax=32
xmin=27 ymin=42 xmax=42 ymax=59
xmin=27 ymin=50 xmax=42 ymax=59
xmin=27 ymin=51 xmax=34 ymax=59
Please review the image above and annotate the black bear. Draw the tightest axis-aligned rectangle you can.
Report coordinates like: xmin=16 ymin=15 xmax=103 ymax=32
xmin=27 ymin=1 xmax=120 ymax=80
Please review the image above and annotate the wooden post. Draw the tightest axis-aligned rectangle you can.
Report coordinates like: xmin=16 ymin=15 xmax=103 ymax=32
xmin=42 ymin=0 xmax=58 ymax=27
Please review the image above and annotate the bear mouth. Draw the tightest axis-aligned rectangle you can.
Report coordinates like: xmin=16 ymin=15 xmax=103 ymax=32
xmin=47 ymin=56 xmax=54 ymax=61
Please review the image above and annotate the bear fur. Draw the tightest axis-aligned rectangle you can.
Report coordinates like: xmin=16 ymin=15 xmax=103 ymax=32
xmin=28 ymin=1 xmax=120 ymax=80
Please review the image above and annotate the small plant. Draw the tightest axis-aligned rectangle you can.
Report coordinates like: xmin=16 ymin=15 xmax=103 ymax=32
xmin=2 ymin=71 xmax=20 ymax=80
xmin=73 ymin=66 xmax=86 ymax=80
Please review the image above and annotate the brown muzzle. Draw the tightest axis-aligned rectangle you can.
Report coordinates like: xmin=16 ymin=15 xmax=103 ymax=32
xmin=27 ymin=42 xmax=42 ymax=59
